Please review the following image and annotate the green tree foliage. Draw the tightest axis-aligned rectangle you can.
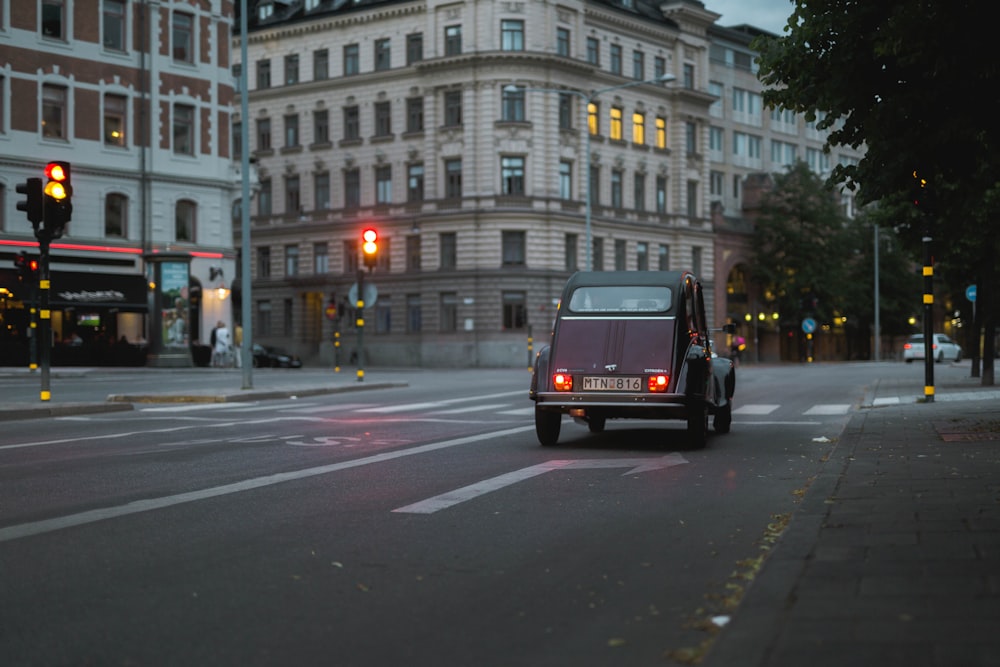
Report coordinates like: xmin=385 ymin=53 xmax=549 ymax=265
xmin=754 ymin=0 xmax=999 ymax=380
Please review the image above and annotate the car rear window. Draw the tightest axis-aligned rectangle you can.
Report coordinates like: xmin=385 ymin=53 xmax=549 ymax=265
xmin=567 ymin=286 xmax=672 ymax=313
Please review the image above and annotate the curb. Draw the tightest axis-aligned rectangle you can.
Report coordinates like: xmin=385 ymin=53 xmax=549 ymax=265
xmin=106 ymin=381 xmax=409 ymax=404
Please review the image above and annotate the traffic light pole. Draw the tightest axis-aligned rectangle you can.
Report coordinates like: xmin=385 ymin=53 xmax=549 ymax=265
xmin=37 ymin=237 xmax=52 ymax=401
xmin=922 ymin=231 xmax=934 ymax=402
xmin=356 ymin=267 xmax=365 ymax=382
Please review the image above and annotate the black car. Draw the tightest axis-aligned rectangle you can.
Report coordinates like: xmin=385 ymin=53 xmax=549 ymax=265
xmin=252 ymin=344 xmax=302 ymax=368
xmin=529 ymin=270 xmax=736 ymax=448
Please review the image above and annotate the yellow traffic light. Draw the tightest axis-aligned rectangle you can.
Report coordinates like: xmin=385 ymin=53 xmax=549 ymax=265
xmin=362 ymin=228 xmax=378 ymax=268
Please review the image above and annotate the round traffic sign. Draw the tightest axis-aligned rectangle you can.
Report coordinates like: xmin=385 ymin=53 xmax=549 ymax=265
xmin=801 ymin=317 xmax=817 ymax=334
xmin=966 ymin=284 xmax=977 ymax=303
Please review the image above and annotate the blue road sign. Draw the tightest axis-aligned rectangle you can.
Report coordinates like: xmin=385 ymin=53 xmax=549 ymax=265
xmin=966 ymin=285 xmax=977 ymax=303
xmin=801 ymin=317 xmax=817 ymax=334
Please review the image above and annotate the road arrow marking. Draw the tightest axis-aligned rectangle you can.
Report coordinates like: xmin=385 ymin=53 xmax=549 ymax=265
xmin=392 ymin=453 xmax=688 ymax=515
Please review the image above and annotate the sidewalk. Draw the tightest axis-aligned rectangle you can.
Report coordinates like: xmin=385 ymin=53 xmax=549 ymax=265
xmin=704 ymin=373 xmax=1000 ymax=667
xmin=0 ymin=366 xmax=407 ymax=421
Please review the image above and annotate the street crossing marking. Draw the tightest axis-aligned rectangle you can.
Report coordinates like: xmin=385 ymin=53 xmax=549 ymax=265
xmin=803 ymin=404 xmax=851 ymax=415
xmin=732 ymin=404 xmax=780 ymax=415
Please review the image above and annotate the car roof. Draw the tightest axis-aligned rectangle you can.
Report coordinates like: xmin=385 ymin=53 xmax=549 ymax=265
xmin=561 ymin=270 xmax=693 ymax=291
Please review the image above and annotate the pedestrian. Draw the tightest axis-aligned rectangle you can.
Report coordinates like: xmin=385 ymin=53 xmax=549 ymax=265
xmin=209 ymin=323 xmax=219 ymax=366
xmin=213 ymin=321 xmax=231 ymax=367
xmin=233 ymin=324 xmax=243 ymax=368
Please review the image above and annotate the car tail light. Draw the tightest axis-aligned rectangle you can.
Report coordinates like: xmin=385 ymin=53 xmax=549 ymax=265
xmin=903 ymin=343 xmax=912 ymax=350
xmin=553 ymin=373 xmax=573 ymax=392
xmin=932 ymin=344 xmax=938 ymax=349
xmin=647 ymin=375 xmax=669 ymax=392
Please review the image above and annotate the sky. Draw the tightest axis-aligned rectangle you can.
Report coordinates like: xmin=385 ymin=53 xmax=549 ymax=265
xmin=707 ymin=0 xmax=794 ymax=34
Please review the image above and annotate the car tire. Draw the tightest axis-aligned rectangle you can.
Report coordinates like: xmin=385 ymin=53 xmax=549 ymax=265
xmin=687 ymin=404 xmax=708 ymax=449
xmin=713 ymin=402 xmax=732 ymax=434
xmin=535 ymin=407 xmax=561 ymax=447
xmin=936 ymin=351 xmax=944 ymax=363
xmin=587 ymin=414 xmax=606 ymax=433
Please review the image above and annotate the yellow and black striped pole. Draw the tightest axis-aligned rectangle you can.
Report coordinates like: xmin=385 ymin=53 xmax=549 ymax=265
xmin=38 ymin=241 xmax=52 ymax=401
xmin=922 ymin=232 xmax=934 ymax=402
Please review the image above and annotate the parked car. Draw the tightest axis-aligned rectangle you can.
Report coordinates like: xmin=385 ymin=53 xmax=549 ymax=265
xmin=529 ymin=271 xmax=736 ymax=448
xmin=903 ymin=333 xmax=962 ymax=363
xmin=252 ymin=344 xmax=302 ymax=368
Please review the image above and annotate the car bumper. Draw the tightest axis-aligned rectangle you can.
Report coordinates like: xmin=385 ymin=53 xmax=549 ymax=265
xmin=534 ymin=391 xmax=694 ymax=419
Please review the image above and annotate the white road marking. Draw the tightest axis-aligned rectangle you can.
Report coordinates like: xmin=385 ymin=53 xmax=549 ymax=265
xmin=0 ymin=425 xmax=536 ymax=543
xmin=498 ymin=407 xmax=534 ymax=416
xmin=429 ymin=403 xmax=510 ymax=415
xmin=354 ymin=390 xmax=524 ymax=414
xmin=732 ymin=404 xmax=780 ymax=415
xmin=872 ymin=397 xmax=900 ymax=406
xmin=140 ymin=402 xmax=256 ymax=412
xmin=803 ymin=404 xmax=851 ymax=415
xmin=392 ymin=453 xmax=688 ymax=514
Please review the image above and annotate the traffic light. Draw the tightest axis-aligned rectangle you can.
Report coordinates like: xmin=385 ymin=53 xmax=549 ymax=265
xmin=16 ymin=178 xmax=44 ymax=227
xmin=14 ymin=252 xmax=39 ymax=284
xmin=361 ymin=228 xmax=378 ymax=269
xmin=43 ymin=161 xmax=73 ymax=238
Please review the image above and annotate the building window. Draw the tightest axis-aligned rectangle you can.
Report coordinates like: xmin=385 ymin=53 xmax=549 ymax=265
xmin=284 ymin=113 xmax=299 ymax=147
xmin=632 ymin=111 xmax=645 ymax=144
xmin=408 ymin=163 xmax=424 ymax=202
xmin=658 ymin=244 xmax=670 ymax=271
xmin=374 ymin=38 xmax=391 ymax=71
xmin=655 ymin=56 xmax=666 ymax=81
xmin=256 ymin=59 xmax=271 ymax=89
xmin=374 ymin=101 xmax=391 ymax=137
xmin=285 ymin=245 xmax=299 ymax=276
xmin=439 ymin=232 xmax=456 ymax=270
xmin=586 ymin=37 xmax=599 ymax=65
xmin=656 ymin=175 xmax=667 ymax=213
xmin=687 ymin=180 xmax=699 ymax=219
xmin=558 ymin=93 xmax=573 ymax=130
xmin=42 ymin=0 xmax=65 ymax=39
xmin=559 ymin=161 xmax=572 ymax=200
xmin=587 ymin=102 xmax=598 ymax=135
xmin=710 ymin=170 xmax=724 ymax=197
xmin=634 ymin=173 xmax=646 ymax=211
xmin=445 ymin=25 xmax=462 ymax=55
xmin=614 ymin=239 xmax=626 ymax=270
xmin=343 ymin=105 xmax=360 ymax=140
xmin=611 ymin=169 xmax=623 ymax=208
xmin=565 ymin=233 xmax=578 ymax=272
xmin=172 ymin=12 xmax=194 ymax=63
xmin=501 ymin=156 xmax=525 ymax=195
xmin=655 ymin=116 xmax=667 ymax=149
xmin=232 ymin=121 xmax=242 ymax=159
xmin=257 ymin=247 xmax=271 ymax=278
xmin=683 ymin=63 xmax=695 ymax=89
xmin=256 ymin=300 xmax=272 ymax=337
xmin=406 ymin=235 xmax=421 ymax=271
xmin=501 ymin=85 xmax=525 ymax=122
xmin=610 ymin=106 xmax=623 ymax=141
xmin=592 ymin=237 xmax=604 ymax=271
xmin=589 ymin=165 xmax=600 ymax=206
xmin=175 ymin=199 xmax=196 ymax=242
xmin=502 ymin=291 xmax=527 ymax=330
xmin=283 ymin=298 xmax=294 ymax=337
xmin=314 ymin=49 xmax=329 ymax=80
xmin=285 ymin=175 xmax=300 ymax=214
xmin=685 ymin=121 xmax=697 ymax=155
xmin=610 ymin=44 xmax=622 ymax=75
xmin=343 ymin=44 xmax=359 ymax=75
xmin=258 ymin=179 xmax=272 ymax=216
xmin=440 ymin=293 xmax=458 ymax=332
xmin=103 ymin=0 xmax=126 ymax=51
xmin=692 ymin=246 xmax=702 ymax=275
xmin=375 ymin=165 xmax=392 ymax=204
xmin=633 ymin=50 xmax=644 ymax=80
xmin=314 ymin=242 xmax=329 ymax=274
xmin=501 ymin=20 xmax=524 ymax=51
xmin=444 ymin=90 xmax=462 ymax=127
xmin=314 ymin=172 xmax=330 ymax=210
xmin=406 ymin=294 xmax=422 ymax=333
xmin=556 ymin=27 xmax=571 ymax=57
xmin=502 ymin=231 xmax=526 ymax=267
xmin=445 ymin=159 xmax=462 ymax=198
xmin=314 ymin=109 xmax=329 ymax=144
xmin=375 ymin=300 xmax=392 ymax=334
xmin=42 ymin=84 xmax=67 ymax=139
xmin=256 ymin=117 xmax=271 ymax=151
xmin=406 ymin=33 xmax=423 ymax=64
xmin=406 ymin=97 xmax=424 ymax=133
xmin=284 ymin=54 xmax=299 ymax=85
xmin=105 ymin=193 xmax=127 ymax=238
xmin=637 ymin=242 xmax=649 ymax=270
xmin=173 ymin=104 xmax=194 ymax=155
xmin=103 ymin=94 xmax=127 ymax=147
xmin=344 ymin=168 xmax=360 ymax=208
xmin=343 ymin=240 xmax=359 ymax=274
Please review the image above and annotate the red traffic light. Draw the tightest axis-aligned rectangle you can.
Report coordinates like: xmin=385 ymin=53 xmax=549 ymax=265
xmin=44 ymin=161 xmax=71 ymax=200
xmin=361 ymin=228 xmax=379 ymax=268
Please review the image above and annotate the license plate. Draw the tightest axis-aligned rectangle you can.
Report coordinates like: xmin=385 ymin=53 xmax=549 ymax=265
xmin=582 ymin=376 xmax=642 ymax=391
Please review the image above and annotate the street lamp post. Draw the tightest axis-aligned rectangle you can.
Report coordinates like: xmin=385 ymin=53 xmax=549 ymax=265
xmin=506 ymin=73 xmax=675 ymax=271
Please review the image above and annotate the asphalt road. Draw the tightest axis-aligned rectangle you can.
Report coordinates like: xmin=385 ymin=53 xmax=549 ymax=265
xmin=0 ymin=364 xmax=948 ymax=666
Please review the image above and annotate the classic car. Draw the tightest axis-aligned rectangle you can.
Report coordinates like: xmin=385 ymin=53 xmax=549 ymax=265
xmin=529 ymin=271 xmax=736 ymax=448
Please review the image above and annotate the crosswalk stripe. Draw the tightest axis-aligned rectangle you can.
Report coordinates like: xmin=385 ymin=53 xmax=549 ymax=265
xmin=732 ymin=404 xmax=780 ymax=415
xmin=803 ymin=404 xmax=851 ymax=415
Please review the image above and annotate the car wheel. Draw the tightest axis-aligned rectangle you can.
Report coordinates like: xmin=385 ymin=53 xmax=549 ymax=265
xmin=687 ymin=404 xmax=708 ymax=449
xmin=535 ymin=407 xmax=561 ymax=447
xmin=936 ymin=351 xmax=944 ymax=363
xmin=713 ymin=402 xmax=732 ymax=434
xmin=587 ymin=414 xmax=606 ymax=433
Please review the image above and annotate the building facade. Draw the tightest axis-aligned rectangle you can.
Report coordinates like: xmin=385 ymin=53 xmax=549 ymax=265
xmin=237 ymin=0 xmax=722 ymax=367
xmin=0 ymin=0 xmax=238 ymax=367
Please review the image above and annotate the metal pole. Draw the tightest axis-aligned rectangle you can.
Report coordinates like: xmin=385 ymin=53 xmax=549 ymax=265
xmin=584 ymin=107 xmax=592 ymax=271
xmin=239 ymin=0 xmax=254 ymax=389
xmin=922 ymin=232 xmax=934 ymax=401
xmin=38 ymin=239 xmax=51 ymax=401
xmin=356 ymin=268 xmax=365 ymax=382
xmin=873 ymin=224 xmax=880 ymax=361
